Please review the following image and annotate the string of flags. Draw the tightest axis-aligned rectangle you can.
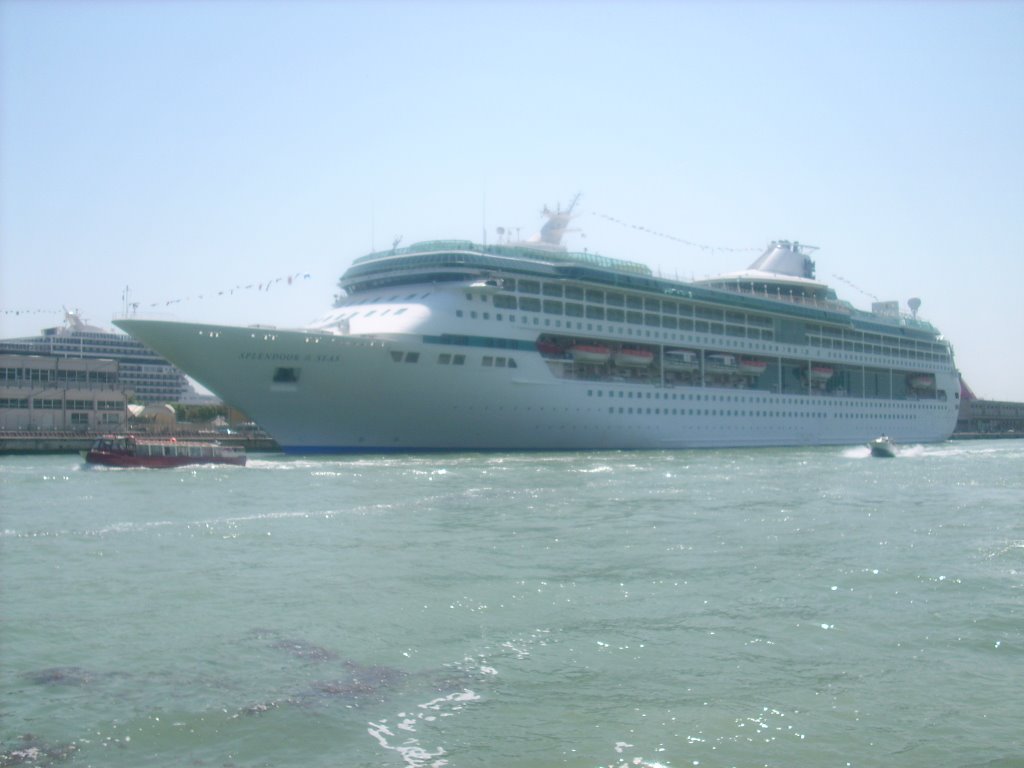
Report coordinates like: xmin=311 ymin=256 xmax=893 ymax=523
xmin=1 ymin=272 xmax=312 ymax=323
xmin=2 ymin=274 xmax=311 ymax=325
xmin=830 ymin=273 xmax=878 ymax=302
xmin=591 ymin=212 xmax=760 ymax=255
xmin=0 ymin=308 xmax=62 ymax=319
xmin=135 ymin=271 xmax=312 ymax=309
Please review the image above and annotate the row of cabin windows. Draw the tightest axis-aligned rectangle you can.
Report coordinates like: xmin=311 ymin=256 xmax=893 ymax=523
xmin=469 ymin=282 xmax=946 ymax=362
xmin=0 ymin=367 xmax=118 ymax=384
xmin=473 ymin=285 xmax=775 ymax=328
xmin=806 ymin=332 xmax=946 ymax=362
xmin=0 ymin=398 xmax=118 ymax=410
xmin=33 ymin=399 xmax=122 ymax=410
xmin=273 ymin=353 xmax=519 ymax=383
xmin=391 ymin=351 xmax=518 ymax=368
xmin=456 ymin=308 xmax=776 ymax=343
xmin=604 ymin=406 xmax=919 ymax=420
xmin=585 ymin=389 xmax=945 ymax=410
xmin=489 ymin=296 xmax=772 ymax=338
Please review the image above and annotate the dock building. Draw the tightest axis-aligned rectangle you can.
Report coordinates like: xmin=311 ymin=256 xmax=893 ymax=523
xmin=0 ymin=353 xmax=130 ymax=431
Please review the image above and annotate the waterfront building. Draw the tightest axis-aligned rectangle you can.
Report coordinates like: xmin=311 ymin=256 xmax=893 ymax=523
xmin=0 ymin=353 xmax=130 ymax=431
xmin=956 ymin=397 xmax=1024 ymax=436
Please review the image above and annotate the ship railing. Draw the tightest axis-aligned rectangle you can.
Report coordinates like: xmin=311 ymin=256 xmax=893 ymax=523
xmin=352 ymin=240 xmax=653 ymax=277
xmin=713 ymin=284 xmax=853 ymax=314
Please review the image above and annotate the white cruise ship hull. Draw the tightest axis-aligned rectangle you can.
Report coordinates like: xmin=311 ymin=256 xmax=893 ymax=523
xmin=116 ymin=317 xmax=959 ymax=453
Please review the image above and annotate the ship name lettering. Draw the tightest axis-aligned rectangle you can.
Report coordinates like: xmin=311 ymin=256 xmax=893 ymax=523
xmin=239 ymin=351 xmax=301 ymax=361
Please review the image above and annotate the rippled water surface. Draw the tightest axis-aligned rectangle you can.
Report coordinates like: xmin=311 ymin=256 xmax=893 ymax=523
xmin=2 ymin=441 xmax=1022 ymax=767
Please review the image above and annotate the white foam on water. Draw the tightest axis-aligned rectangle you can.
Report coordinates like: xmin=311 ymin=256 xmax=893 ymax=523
xmin=367 ymin=689 xmax=480 ymax=768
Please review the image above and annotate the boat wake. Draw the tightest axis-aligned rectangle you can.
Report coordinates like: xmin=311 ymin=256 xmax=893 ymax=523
xmin=843 ymin=443 xmax=927 ymax=459
xmin=842 ymin=446 xmax=872 ymax=459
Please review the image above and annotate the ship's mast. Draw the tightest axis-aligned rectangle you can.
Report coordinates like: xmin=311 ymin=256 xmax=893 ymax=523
xmin=528 ymin=193 xmax=582 ymax=248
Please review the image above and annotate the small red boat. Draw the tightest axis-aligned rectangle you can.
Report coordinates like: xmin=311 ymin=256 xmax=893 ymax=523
xmin=83 ymin=434 xmax=246 ymax=468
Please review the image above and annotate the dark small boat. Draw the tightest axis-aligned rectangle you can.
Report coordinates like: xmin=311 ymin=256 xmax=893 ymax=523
xmin=868 ymin=435 xmax=896 ymax=458
xmin=83 ymin=434 xmax=246 ymax=468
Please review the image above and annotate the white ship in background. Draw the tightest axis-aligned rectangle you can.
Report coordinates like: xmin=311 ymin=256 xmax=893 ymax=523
xmin=2 ymin=308 xmax=193 ymax=404
xmin=117 ymin=199 xmax=960 ymax=452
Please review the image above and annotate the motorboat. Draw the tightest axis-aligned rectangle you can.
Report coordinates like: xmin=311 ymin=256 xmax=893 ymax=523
xmin=868 ymin=435 xmax=896 ymax=458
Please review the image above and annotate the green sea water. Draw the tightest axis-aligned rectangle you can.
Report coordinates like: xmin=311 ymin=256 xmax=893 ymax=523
xmin=2 ymin=441 xmax=1022 ymax=768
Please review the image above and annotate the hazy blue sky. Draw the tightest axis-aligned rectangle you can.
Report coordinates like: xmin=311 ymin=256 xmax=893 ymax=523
xmin=2 ymin=1 xmax=1022 ymax=400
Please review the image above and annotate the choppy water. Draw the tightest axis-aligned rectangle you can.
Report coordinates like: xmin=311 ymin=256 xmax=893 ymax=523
xmin=1 ymin=441 xmax=1022 ymax=768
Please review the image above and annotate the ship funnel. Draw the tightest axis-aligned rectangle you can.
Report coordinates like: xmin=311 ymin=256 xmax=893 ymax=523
xmin=748 ymin=240 xmax=818 ymax=280
xmin=908 ymin=297 xmax=921 ymax=318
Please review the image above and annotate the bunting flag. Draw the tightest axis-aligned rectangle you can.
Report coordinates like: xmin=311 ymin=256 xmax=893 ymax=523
xmin=0 ymin=308 xmax=63 ymax=319
xmin=591 ymin=212 xmax=760 ymax=255
xmin=2 ymin=272 xmax=314 ymax=322
xmin=830 ymin=273 xmax=878 ymax=302
xmin=142 ymin=272 xmax=312 ymax=308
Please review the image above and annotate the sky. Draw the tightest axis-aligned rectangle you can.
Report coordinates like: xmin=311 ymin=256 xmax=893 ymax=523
xmin=1 ymin=0 xmax=1022 ymax=401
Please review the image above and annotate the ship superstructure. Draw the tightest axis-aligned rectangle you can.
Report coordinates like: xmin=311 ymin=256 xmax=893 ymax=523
xmin=116 ymin=203 xmax=959 ymax=451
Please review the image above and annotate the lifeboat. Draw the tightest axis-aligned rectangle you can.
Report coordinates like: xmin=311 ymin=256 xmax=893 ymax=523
xmin=569 ymin=344 xmax=612 ymax=365
xmin=663 ymin=349 xmax=699 ymax=371
xmin=738 ymin=358 xmax=768 ymax=375
xmin=909 ymin=374 xmax=934 ymax=389
xmin=536 ymin=339 xmax=563 ymax=356
xmin=810 ymin=365 xmax=834 ymax=382
xmin=613 ymin=347 xmax=654 ymax=367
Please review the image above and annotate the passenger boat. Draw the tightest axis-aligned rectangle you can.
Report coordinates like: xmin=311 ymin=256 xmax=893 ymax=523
xmin=115 ymin=197 xmax=960 ymax=452
xmin=868 ymin=435 xmax=896 ymax=458
xmin=83 ymin=435 xmax=246 ymax=468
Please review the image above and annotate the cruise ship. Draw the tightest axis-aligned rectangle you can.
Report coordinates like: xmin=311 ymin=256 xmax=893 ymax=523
xmin=2 ymin=309 xmax=194 ymax=404
xmin=116 ymin=201 xmax=960 ymax=451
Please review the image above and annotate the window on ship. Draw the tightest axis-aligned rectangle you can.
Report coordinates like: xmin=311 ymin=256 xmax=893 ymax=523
xmin=273 ymin=367 xmax=300 ymax=383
